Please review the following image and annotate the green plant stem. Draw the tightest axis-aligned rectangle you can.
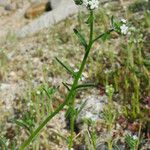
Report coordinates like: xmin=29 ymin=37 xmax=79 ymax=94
xmin=107 ymin=140 xmax=113 ymax=150
xmin=0 ymin=137 xmax=7 ymax=150
xmin=20 ymin=11 xmax=94 ymax=150
xmin=136 ymin=122 xmax=142 ymax=150
xmin=20 ymin=10 xmax=114 ymax=150
xmin=68 ymin=10 xmax=94 ymax=149
xmin=93 ymin=29 xmax=114 ymax=43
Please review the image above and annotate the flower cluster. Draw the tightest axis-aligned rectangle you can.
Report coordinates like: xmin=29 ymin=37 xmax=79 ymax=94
xmin=112 ymin=18 xmax=129 ymax=35
xmin=74 ymin=0 xmax=99 ymax=9
xmin=105 ymin=84 xmax=115 ymax=96
xmin=120 ymin=19 xmax=128 ymax=35
xmin=83 ymin=0 xmax=99 ymax=9
xmin=120 ymin=24 xmax=128 ymax=35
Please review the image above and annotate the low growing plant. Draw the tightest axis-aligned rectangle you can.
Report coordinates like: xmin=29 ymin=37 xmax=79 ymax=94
xmin=19 ymin=0 xmax=130 ymax=149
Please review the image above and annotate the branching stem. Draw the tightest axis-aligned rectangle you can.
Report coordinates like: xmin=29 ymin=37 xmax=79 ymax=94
xmin=20 ymin=10 xmax=113 ymax=150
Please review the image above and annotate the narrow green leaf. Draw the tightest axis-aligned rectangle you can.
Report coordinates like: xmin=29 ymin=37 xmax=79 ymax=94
xmin=111 ymin=16 xmax=114 ymax=28
xmin=74 ymin=83 xmax=96 ymax=91
xmin=73 ymin=29 xmax=87 ymax=48
xmin=101 ymin=32 xmax=110 ymax=41
xmin=13 ymin=120 xmax=30 ymax=131
xmin=62 ymin=82 xmax=71 ymax=91
xmin=86 ymin=13 xmax=94 ymax=24
xmin=143 ymin=59 xmax=150 ymax=66
xmin=50 ymin=129 xmax=68 ymax=141
xmin=74 ymin=0 xmax=83 ymax=5
xmin=65 ymin=106 xmax=75 ymax=118
xmin=20 ymin=101 xmax=67 ymax=150
xmin=55 ymin=57 xmax=75 ymax=77
xmin=76 ymin=100 xmax=87 ymax=117
xmin=0 ymin=137 xmax=8 ymax=150
xmin=93 ymin=29 xmax=114 ymax=43
xmin=42 ymin=86 xmax=56 ymax=99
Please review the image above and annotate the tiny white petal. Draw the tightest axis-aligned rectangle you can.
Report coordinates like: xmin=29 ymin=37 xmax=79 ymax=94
xmin=36 ymin=90 xmax=41 ymax=95
xmin=120 ymin=24 xmax=128 ymax=35
xmin=121 ymin=18 xmax=127 ymax=23
xmin=133 ymin=135 xmax=138 ymax=140
xmin=83 ymin=0 xmax=99 ymax=9
xmin=74 ymin=68 xmax=79 ymax=72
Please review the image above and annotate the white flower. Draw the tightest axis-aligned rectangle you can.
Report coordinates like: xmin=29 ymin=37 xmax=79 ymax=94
xmin=88 ymin=0 xmax=99 ymax=9
xmin=121 ymin=18 xmax=127 ymax=23
xmin=133 ymin=135 xmax=138 ymax=140
xmin=36 ymin=90 xmax=41 ymax=95
xmin=80 ymin=76 xmax=85 ymax=81
xmin=74 ymin=68 xmax=79 ymax=73
xmin=104 ymin=69 xmax=112 ymax=74
xmin=83 ymin=0 xmax=99 ymax=9
xmin=27 ymin=101 xmax=33 ymax=107
xmin=120 ymin=24 xmax=128 ymax=35
xmin=83 ymin=0 xmax=89 ymax=6
xmin=105 ymin=84 xmax=114 ymax=95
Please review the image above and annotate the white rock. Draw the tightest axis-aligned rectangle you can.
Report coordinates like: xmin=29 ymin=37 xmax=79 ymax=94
xmin=0 ymin=82 xmax=26 ymax=119
xmin=76 ymin=95 xmax=108 ymax=123
xmin=17 ymin=0 xmax=79 ymax=38
xmin=0 ymin=0 xmax=10 ymax=6
xmin=50 ymin=0 xmax=61 ymax=9
xmin=0 ymin=83 xmax=11 ymax=90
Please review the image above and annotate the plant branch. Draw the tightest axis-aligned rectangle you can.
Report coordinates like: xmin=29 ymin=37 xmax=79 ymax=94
xmin=93 ymin=29 xmax=114 ymax=43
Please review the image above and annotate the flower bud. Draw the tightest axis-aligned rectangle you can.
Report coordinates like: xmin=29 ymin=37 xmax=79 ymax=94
xmin=74 ymin=0 xmax=83 ymax=5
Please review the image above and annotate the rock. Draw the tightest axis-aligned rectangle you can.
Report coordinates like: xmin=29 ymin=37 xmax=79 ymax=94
xmin=0 ymin=0 xmax=10 ymax=6
xmin=17 ymin=0 xmax=78 ymax=38
xmin=50 ymin=0 xmax=61 ymax=9
xmin=5 ymin=3 xmax=16 ymax=11
xmin=24 ymin=0 xmax=70 ymax=19
xmin=7 ymin=51 xmax=15 ymax=60
xmin=0 ymin=83 xmax=10 ymax=90
xmin=0 ymin=2 xmax=30 ymax=40
xmin=0 ymin=83 xmax=15 ymax=117
xmin=0 ymin=82 xmax=26 ymax=122
xmin=8 ymin=71 xmax=18 ymax=82
xmin=96 ymin=143 xmax=126 ymax=150
xmin=76 ymin=94 xmax=108 ymax=124
xmin=25 ymin=1 xmax=52 ymax=19
xmin=96 ymin=144 xmax=108 ymax=150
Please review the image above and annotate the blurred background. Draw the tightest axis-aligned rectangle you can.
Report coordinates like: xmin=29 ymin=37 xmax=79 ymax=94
xmin=0 ymin=0 xmax=150 ymax=149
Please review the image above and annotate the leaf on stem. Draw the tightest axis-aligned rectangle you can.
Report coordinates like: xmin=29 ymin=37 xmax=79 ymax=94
xmin=76 ymin=100 xmax=87 ymax=117
xmin=86 ymin=13 xmax=94 ymax=24
xmin=101 ymin=32 xmax=110 ymax=41
xmin=55 ymin=57 xmax=75 ymax=77
xmin=111 ymin=16 xmax=122 ymax=32
xmin=65 ymin=106 xmax=76 ymax=118
xmin=62 ymin=82 xmax=71 ymax=91
xmin=93 ymin=29 xmax=114 ymax=42
xmin=73 ymin=29 xmax=87 ymax=48
xmin=0 ymin=137 xmax=8 ymax=150
xmin=13 ymin=119 xmax=31 ymax=133
xmin=74 ymin=83 xmax=97 ymax=91
xmin=111 ymin=16 xmax=114 ymax=28
xmin=42 ymin=86 xmax=56 ymax=99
